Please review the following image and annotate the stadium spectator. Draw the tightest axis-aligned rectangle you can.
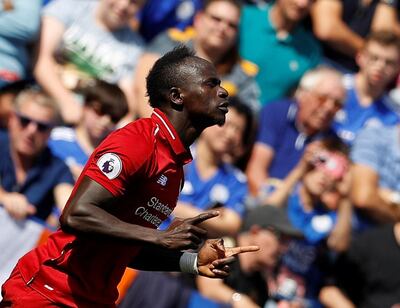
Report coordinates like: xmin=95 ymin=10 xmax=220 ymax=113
xmin=351 ymin=124 xmax=400 ymax=224
xmin=239 ymin=0 xmax=321 ymax=104
xmin=34 ymin=0 xmax=145 ymax=124
xmin=246 ymin=66 xmax=345 ymax=203
xmin=311 ymin=0 xmax=399 ymax=72
xmin=0 ymin=88 xmax=74 ymax=222
xmin=0 ymin=0 xmax=41 ymax=88
xmin=133 ymin=0 xmax=261 ymax=118
xmin=264 ymin=136 xmax=352 ymax=307
xmin=0 ymin=88 xmax=74 ymax=289
xmin=197 ymin=205 xmax=303 ymax=308
xmin=320 ymin=223 xmax=400 ymax=308
xmin=333 ymin=30 xmax=400 ymax=145
xmin=49 ymin=80 xmax=128 ymax=179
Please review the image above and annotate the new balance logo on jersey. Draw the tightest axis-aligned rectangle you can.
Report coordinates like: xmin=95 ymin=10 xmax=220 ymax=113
xmin=157 ymin=174 xmax=168 ymax=186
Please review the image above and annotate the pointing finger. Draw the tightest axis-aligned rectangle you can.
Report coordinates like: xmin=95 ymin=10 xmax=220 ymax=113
xmin=226 ymin=245 xmax=260 ymax=257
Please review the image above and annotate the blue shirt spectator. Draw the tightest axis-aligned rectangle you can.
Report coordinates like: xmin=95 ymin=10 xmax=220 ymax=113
xmin=334 ymin=74 xmax=400 ymax=145
xmin=256 ymin=99 xmax=334 ymax=180
xmin=159 ymin=154 xmax=248 ymax=230
xmin=49 ymin=127 xmax=89 ymax=167
xmin=0 ymin=130 xmax=74 ymax=220
xmin=288 ymin=186 xmax=338 ymax=245
xmin=351 ymin=125 xmax=400 ymax=191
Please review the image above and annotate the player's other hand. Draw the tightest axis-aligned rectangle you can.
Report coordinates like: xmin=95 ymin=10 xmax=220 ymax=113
xmin=158 ymin=211 xmax=220 ymax=250
xmin=198 ymin=238 xmax=259 ymax=278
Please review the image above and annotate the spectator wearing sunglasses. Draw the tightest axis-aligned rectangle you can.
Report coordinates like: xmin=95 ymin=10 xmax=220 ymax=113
xmin=48 ymin=80 xmax=128 ymax=180
xmin=0 ymin=88 xmax=74 ymax=221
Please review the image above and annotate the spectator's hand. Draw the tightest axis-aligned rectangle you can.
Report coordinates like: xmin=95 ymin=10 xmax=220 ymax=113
xmin=158 ymin=211 xmax=220 ymax=250
xmin=336 ymin=169 xmax=352 ymax=198
xmin=2 ymin=192 xmax=36 ymax=220
xmin=197 ymin=238 xmax=259 ymax=278
xmin=60 ymin=100 xmax=82 ymax=125
xmin=296 ymin=141 xmax=323 ymax=173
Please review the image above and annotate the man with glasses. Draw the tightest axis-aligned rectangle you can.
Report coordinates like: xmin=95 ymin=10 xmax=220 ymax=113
xmin=333 ymin=30 xmax=400 ymax=145
xmin=0 ymin=88 xmax=74 ymax=221
xmin=246 ymin=66 xmax=345 ymax=205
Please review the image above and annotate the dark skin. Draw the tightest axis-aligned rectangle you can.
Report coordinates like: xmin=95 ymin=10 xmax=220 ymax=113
xmin=60 ymin=56 xmax=259 ymax=278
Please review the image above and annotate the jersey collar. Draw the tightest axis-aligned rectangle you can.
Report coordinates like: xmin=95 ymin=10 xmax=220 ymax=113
xmin=152 ymin=109 xmax=192 ymax=164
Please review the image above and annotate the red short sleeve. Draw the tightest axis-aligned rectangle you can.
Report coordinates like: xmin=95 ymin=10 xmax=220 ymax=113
xmin=84 ymin=122 xmax=156 ymax=196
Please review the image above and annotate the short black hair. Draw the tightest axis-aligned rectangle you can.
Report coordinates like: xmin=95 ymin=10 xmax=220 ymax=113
xmin=320 ymin=135 xmax=350 ymax=157
xmin=76 ymin=79 xmax=129 ymax=123
xmin=146 ymin=45 xmax=197 ymax=108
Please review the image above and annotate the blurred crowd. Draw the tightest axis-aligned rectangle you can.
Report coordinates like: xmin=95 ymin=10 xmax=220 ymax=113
xmin=1 ymin=0 xmax=400 ymax=307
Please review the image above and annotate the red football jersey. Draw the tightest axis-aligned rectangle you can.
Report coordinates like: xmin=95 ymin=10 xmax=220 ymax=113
xmin=15 ymin=109 xmax=192 ymax=307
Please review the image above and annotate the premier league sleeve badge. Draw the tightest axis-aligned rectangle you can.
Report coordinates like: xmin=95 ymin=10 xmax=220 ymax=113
xmin=97 ymin=153 xmax=122 ymax=180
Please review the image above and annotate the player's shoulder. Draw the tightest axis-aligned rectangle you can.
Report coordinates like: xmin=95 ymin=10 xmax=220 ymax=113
xmin=100 ymin=118 xmax=157 ymax=152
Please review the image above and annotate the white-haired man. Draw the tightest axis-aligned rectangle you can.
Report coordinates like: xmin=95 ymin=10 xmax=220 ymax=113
xmin=246 ymin=66 xmax=346 ymax=203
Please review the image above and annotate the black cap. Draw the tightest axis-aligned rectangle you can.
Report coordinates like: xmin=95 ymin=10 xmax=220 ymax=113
xmin=242 ymin=205 xmax=303 ymax=238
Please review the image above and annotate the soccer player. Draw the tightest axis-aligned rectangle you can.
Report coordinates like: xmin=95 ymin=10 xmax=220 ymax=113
xmin=0 ymin=46 xmax=258 ymax=308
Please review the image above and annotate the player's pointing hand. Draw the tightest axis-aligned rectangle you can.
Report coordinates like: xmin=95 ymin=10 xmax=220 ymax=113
xmin=197 ymin=238 xmax=259 ymax=278
xmin=157 ymin=211 xmax=220 ymax=250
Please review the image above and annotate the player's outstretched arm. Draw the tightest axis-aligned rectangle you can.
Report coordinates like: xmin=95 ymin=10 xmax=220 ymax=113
xmin=60 ymin=176 xmax=218 ymax=251
xmin=128 ymin=238 xmax=259 ymax=275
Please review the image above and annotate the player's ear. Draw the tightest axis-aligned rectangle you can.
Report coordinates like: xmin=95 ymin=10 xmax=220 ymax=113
xmin=169 ymin=87 xmax=184 ymax=111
